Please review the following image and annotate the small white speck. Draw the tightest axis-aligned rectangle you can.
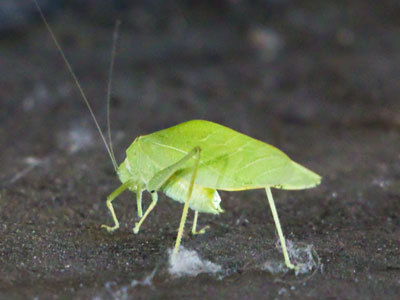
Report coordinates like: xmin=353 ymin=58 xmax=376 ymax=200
xmin=372 ymin=178 xmax=391 ymax=189
xmin=278 ymin=287 xmax=288 ymax=295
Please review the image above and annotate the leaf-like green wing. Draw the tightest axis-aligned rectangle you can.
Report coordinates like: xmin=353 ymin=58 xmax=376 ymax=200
xmin=137 ymin=120 xmax=321 ymax=190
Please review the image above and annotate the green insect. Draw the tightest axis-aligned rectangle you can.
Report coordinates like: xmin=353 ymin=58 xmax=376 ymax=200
xmin=34 ymin=1 xmax=321 ymax=271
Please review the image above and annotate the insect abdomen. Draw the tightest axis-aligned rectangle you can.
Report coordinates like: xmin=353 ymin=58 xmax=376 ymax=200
xmin=162 ymin=176 xmax=223 ymax=214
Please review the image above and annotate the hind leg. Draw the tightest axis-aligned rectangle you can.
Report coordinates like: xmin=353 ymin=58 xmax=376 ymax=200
xmin=173 ymin=147 xmax=201 ymax=254
xmin=265 ymin=187 xmax=299 ymax=271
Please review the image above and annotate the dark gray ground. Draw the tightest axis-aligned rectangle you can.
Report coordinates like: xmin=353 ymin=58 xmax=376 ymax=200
xmin=1 ymin=0 xmax=400 ymax=299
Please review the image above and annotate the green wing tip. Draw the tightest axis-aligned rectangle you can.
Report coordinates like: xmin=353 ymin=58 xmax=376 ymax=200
xmin=311 ymin=174 xmax=322 ymax=188
xmin=290 ymin=161 xmax=322 ymax=190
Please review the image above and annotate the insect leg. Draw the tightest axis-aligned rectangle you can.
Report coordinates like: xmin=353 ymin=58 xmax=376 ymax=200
xmin=135 ymin=147 xmax=201 ymax=234
xmin=101 ymin=180 xmax=134 ymax=233
xmin=191 ymin=211 xmax=210 ymax=235
xmin=173 ymin=147 xmax=201 ymax=254
xmin=136 ymin=185 xmax=143 ymax=217
xmin=265 ymin=187 xmax=297 ymax=270
xmin=147 ymin=147 xmax=201 ymax=192
xmin=133 ymin=192 xmax=158 ymax=234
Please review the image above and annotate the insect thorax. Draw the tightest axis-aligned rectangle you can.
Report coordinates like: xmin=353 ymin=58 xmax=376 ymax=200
xmin=117 ymin=138 xmax=155 ymax=189
xmin=117 ymin=138 xmax=223 ymax=214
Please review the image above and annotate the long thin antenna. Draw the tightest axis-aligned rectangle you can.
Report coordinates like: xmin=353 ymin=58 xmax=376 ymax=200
xmin=106 ymin=20 xmax=121 ymax=170
xmin=33 ymin=0 xmax=118 ymax=172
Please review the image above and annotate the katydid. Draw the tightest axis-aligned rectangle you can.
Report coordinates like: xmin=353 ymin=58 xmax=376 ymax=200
xmin=34 ymin=0 xmax=321 ymax=271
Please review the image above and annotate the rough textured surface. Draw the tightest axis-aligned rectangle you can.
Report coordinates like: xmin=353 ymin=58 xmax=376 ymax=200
xmin=1 ymin=0 xmax=399 ymax=299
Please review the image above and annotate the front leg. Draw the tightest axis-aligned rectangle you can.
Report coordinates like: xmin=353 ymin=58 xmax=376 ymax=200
xmin=133 ymin=191 xmax=158 ymax=234
xmin=101 ymin=180 xmax=134 ymax=233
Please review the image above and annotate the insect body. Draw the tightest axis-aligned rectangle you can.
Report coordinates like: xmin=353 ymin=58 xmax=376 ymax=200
xmin=102 ymin=120 xmax=321 ymax=270
xmin=34 ymin=0 xmax=321 ymax=271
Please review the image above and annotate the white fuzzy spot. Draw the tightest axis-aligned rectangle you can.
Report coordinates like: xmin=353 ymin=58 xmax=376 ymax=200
xmin=7 ymin=157 xmax=43 ymax=185
xmin=372 ymin=178 xmax=391 ymax=189
xmin=100 ymin=269 xmax=156 ymax=300
xmin=282 ymin=239 xmax=319 ymax=275
xmin=24 ymin=156 xmax=41 ymax=166
xmin=168 ymin=247 xmax=222 ymax=277
xmin=23 ymin=83 xmax=50 ymax=112
xmin=278 ymin=287 xmax=289 ymax=296
xmin=262 ymin=239 xmax=320 ymax=275
xmin=261 ymin=260 xmax=286 ymax=274
xmin=248 ymin=26 xmax=283 ymax=60
xmin=130 ymin=267 xmax=156 ymax=287
xmin=58 ymin=123 xmax=94 ymax=154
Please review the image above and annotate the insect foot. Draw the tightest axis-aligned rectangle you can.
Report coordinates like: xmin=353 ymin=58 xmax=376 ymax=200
xmin=133 ymin=223 xmax=140 ymax=234
xmin=285 ymin=259 xmax=300 ymax=271
xmin=100 ymin=224 xmax=119 ymax=233
xmin=191 ymin=225 xmax=210 ymax=235
xmin=294 ymin=263 xmax=303 ymax=275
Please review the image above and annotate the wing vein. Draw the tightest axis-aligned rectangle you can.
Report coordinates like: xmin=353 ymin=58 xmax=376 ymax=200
xmin=256 ymin=163 xmax=289 ymax=178
xmin=147 ymin=141 xmax=188 ymax=154
xmin=138 ymin=141 xmax=162 ymax=169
